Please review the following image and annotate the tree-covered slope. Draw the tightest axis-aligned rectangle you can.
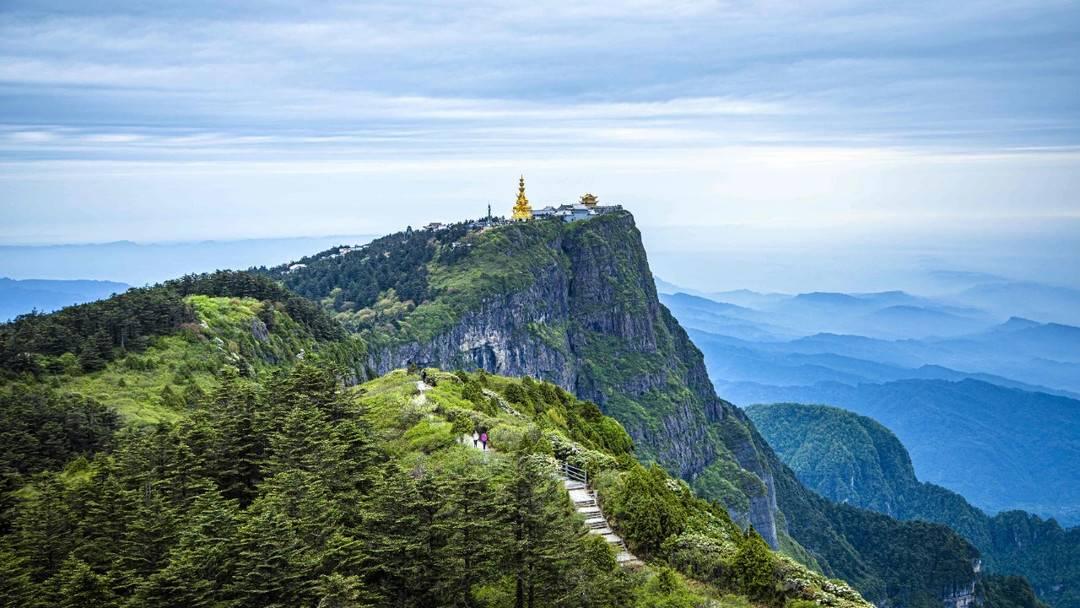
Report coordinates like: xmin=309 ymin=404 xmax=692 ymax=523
xmin=0 ymin=347 xmax=875 ymax=607
xmin=730 ymin=379 xmax=1080 ymax=526
xmin=1 ymin=271 xmax=368 ymax=425
xmin=267 ymin=213 xmax=984 ymax=608
xmin=748 ymin=403 xmax=1079 ymax=608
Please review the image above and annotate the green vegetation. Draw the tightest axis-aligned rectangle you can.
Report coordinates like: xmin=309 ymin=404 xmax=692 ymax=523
xmin=259 ymin=212 xmax=990 ymax=608
xmin=749 ymin=403 xmax=1079 ymax=608
xmin=0 ymin=214 xmax=1021 ymax=608
xmin=0 ymin=353 xmax=872 ymax=608
xmin=979 ymin=575 xmax=1050 ymax=608
xmin=1 ymin=271 xmax=367 ymax=425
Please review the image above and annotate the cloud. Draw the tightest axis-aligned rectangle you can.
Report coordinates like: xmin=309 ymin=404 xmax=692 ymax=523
xmin=0 ymin=0 xmax=1077 ymax=265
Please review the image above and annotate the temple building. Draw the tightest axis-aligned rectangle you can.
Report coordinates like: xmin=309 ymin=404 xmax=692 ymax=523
xmin=513 ymin=176 xmax=622 ymax=222
xmin=511 ymin=175 xmax=533 ymax=221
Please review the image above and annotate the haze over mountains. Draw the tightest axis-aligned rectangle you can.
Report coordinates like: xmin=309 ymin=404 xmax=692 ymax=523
xmin=0 ymin=278 xmax=130 ymax=322
xmin=0 ymin=236 xmax=376 ymax=287
xmin=658 ymin=278 xmax=1080 ymax=526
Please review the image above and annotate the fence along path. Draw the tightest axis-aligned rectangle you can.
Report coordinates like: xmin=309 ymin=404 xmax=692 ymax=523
xmin=559 ymin=462 xmax=643 ymax=568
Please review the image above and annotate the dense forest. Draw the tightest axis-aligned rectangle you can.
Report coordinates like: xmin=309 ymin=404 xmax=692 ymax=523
xmin=259 ymin=221 xmax=475 ymax=321
xmin=0 ymin=351 xmax=872 ymax=607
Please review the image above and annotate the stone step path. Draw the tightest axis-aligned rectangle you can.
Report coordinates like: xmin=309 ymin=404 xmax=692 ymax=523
xmin=427 ymin=376 xmax=643 ymax=569
xmin=561 ymin=466 xmax=643 ymax=568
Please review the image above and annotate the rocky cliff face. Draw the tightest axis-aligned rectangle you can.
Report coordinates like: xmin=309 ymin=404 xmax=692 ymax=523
xmin=365 ymin=211 xmax=780 ymax=546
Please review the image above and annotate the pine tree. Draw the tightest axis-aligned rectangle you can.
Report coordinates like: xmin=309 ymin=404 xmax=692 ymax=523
xmin=508 ymin=454 xmax=579 ymax=608
xmin=12 ymin=475 xmax=75 ymax=583
xmin=275 ymin=363 xmax=343 ymax=419
xmin=732 ymin=528 xmax=776 ymax=603
xmin=0 ymin=548 xmax=36 ymax=607
xmin=266 ymin=407 xmax=337 ymax=479
xmin=132 ymin=486 xmax=241 ymax=608
xmin=227 ymin=495 xmax=312 ymax=608
xmin=363 ymin=464 xmax=438 ymax=608
xmin=431 ymin=452 xmax=511 ymax=606
xmin=316 ymin=573 xmax=369 ymax=608
xmin=53 ymin=556 xmax=117 ymax=608
xmin=207 ymin=373 xmax=265 ymax=504
xmin=114 ymin=489 xmax=179 ymax=594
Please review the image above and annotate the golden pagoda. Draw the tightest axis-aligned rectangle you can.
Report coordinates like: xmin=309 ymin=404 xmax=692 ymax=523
xmin=511 ymin=175 xmax=533 ymax=221
xmin=579 ymin=192 xmax=598 ymax=207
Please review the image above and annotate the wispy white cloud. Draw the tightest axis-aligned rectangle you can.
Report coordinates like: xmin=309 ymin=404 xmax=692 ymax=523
xmin=0 ymin=0 xmax=1077 ymax=267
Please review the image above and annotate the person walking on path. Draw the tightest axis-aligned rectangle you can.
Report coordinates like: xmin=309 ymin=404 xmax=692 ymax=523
xmin=472 ymin=430 xmax=480 ymax=448
xmin=480 ymin=431 xmax=488 ymax=451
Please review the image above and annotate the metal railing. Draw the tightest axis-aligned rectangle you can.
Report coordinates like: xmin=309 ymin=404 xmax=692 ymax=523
xmin=561 ymin=461 xmax=588 ymax=486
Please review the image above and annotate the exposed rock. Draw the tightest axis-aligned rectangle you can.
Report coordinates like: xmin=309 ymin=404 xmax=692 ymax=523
xmin=251 ymin=318 xmax=270 ymax=343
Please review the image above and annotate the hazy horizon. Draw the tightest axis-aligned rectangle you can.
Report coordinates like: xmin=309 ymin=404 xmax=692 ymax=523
xmin=3 ymin=0 xmax=1079 ymax=291
xmin=3 ymin=224 xmax=1078 ymax=299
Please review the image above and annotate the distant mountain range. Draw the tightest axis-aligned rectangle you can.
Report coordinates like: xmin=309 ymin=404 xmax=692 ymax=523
xmin=733 ymin=379 xmax=1080 ymax=526
xmin=0 ymin=235 xmax=376 ymax=286
xmin=0 ymin=278 xmax=130 ymax=322
xmin=659 ymin=279 xmax=1080 ymax=526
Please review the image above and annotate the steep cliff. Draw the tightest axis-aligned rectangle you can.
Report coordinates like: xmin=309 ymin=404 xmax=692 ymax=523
xmin=271 ymin=211 xmax=982 ymax=607
xmin=361 ymin=212 xmax=780 ymax=544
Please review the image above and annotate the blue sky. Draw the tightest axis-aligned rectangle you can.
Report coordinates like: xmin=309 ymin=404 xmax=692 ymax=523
xmin=1 ymin=0 xmax=1079 ymax=290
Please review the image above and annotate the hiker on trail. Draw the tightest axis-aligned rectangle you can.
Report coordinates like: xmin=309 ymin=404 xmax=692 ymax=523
xmin=472 ymin=430 xmax=480 ymax=448
xmin=480 ymin=431 xmax=488 ymax=451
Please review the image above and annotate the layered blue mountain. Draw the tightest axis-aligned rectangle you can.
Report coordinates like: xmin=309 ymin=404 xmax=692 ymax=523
xmin=732 ymin=380 xmax=1080 ymax=526
xmin=659 ymin=282 xmax=1080 ymax=526
xmin=0 ymin=278 xmax=130 ymax=322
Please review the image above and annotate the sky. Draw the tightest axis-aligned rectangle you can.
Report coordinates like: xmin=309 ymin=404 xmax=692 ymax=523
xmin=1 ymin=0 xmax=1079 ymax=292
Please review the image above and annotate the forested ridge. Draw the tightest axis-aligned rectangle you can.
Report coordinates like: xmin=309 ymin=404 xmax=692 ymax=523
xmin=0 ymin=268 xmax=869 ymax=608
xmin=748 ymin=403 xmax=1070 ymax=608
xmin=259 ymin=213 xmax=997 ymax=608
xmin=0 ymin=271 xmax=347 ymax=378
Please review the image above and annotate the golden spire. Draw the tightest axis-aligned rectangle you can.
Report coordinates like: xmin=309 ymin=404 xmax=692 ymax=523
xmin=512 ymin=174 xmax=533 ymax=221
xmin=579 ymin=192 xmax=598 ymax=207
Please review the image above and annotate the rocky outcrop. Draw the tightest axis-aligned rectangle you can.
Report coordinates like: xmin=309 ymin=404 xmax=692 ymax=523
xmin=366 ymin=211 xmax=782 ymax=547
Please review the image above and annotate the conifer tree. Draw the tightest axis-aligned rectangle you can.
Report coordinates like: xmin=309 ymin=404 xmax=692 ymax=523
xmin=363 ymin=464 xmax=438 ymax=607
xmin=508 ymin=454 xmax=579 ymax=608
xmin=114 ymin=489 xmax=179 ymax=594
xmin=207 ymin=372 xmax=265 ymax=504
xmin=431 ymin=452 xmax=511 ymax=606
xmin=12 ymin=475 xmax=75 ymax=583
xmin=316 ymin=573 xmax=370 ymax=608
xmin=732 ymin=528 xmax=776 ymax=603
xmin=133 ymin=486 xmax=241 ymax=608
xmin=267 ymin=406 xmax=337 ymax=479
xmin=53 ymin=556 xmax=117 ymax=608
xmin=227 ymin=493 xmax=312 ymax=608
xmin=0 ymin=548 xmax=36 ymax=607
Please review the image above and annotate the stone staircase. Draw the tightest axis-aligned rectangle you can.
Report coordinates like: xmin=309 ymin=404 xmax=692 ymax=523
xmin=451 ymin=381 xmax=643 ymax=568
xmin=560 ymin=462 xmax=643 ymax=568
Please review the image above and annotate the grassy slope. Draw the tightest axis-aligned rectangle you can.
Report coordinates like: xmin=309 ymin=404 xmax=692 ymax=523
xmin=46 ymin=295 xmax=354 ymax=424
